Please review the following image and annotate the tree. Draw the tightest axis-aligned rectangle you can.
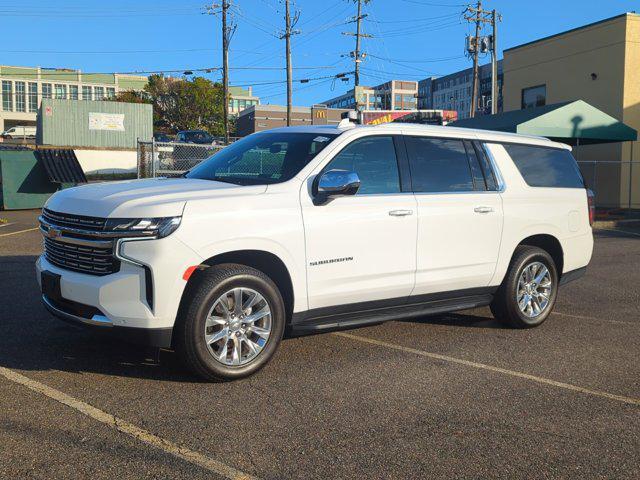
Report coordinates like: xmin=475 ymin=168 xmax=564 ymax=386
xmin=115 ymin=75 xmax=225 ymax=135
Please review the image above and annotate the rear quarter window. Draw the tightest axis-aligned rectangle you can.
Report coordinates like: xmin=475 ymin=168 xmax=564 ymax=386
xmin=502 ymin=144 xmax=584 ymax=188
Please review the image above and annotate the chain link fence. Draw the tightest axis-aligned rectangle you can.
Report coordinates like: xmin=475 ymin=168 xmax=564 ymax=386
xmin=137 ymin=140 xmax=226 ymax=178
xmin=578 ymin=161 xmax=640 ymax=209
xmin=137 ymin=138 xmax=288 ymax=181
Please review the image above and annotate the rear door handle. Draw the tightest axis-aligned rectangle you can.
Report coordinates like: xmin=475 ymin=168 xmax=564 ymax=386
xmin=389 ymin=209 xmax=413 ymax=217
xmin=474 ymin=206 xmax=494 ymax=214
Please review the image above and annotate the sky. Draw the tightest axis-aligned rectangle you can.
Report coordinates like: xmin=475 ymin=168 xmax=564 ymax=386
xmin=3 ymin=0 xmax=639 ymax=106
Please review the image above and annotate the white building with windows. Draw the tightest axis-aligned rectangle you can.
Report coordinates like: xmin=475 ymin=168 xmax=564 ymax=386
xmin=0 ymin=65 xmax=147 ymax=132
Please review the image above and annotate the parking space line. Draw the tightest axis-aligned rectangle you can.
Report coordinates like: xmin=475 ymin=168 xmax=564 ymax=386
xmin=0 ymin=366 xmax=258 ymax=480
xmin=334 ymin=332 xmax=640 ymax=407
xmin=0 ymin=223 xmax=15 ymax=228
xmin=599 ymin=228 xmax=640 ymax=238
xmin=0 ymin=227 xmax=39 ymax=238
xmin=553 ymin=311 xmax=637 ymax=326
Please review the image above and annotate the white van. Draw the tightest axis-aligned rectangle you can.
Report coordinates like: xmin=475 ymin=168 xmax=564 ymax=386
xmin=2 ymin=126 xmax=36 ymax=139
xmin=36 ymin=120 xmax=594 ymax=380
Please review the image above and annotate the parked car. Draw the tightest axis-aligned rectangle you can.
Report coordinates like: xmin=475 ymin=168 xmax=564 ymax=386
xmin=36 ymin=121 xmax=594 ymax=380
xmin=176 ymin=130 xmax=215 ymax=144
xmin=2 ymin=125 xmax=36 ymax=139
xmin=153 ymin=133 xmax=174 ymax=142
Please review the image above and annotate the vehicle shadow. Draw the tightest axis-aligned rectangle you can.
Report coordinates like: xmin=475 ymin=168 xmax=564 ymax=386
xmin=399 ymin=309 xmax=509 ymax=329
xmin=0 ymin=255 xmax=202 ymax=383
xmin=1 ymin=254 xmax=506 ymax=383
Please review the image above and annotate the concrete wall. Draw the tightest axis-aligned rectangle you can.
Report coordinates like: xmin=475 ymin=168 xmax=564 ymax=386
xmin=503 ymin=13 xmax=640 ymax=208
xmin=73 ymin=149 xmax=137 ymax=175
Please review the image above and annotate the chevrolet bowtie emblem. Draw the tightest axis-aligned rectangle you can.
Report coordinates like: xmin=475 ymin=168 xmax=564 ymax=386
xmin=47 ymin=227 xmax=61 ymax=239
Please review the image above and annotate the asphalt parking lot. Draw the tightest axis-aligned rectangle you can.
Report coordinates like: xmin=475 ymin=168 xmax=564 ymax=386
xmin=1 ymin=209 xmax=639 ymax=479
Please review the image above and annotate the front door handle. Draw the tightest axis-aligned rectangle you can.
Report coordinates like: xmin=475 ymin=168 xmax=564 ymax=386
xmin=389 ymin=209 xmax=413 ymax=217
xmin=474 ymin=206 xmax=494 ymax=214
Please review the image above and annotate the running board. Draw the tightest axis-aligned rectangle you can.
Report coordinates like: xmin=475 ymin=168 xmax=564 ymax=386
xmin=289 ymin=293 xmax=494 ymax=336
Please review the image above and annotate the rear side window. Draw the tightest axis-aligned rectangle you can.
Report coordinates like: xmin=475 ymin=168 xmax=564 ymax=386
xmin=503 ymin=144 xmax=584 ymax=188
xmin=405 ymin=137 xmax=474 ymax=193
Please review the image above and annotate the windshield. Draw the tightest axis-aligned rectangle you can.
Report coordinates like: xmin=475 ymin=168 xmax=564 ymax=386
xmin=186 ymin=131 xmax=338 ymax=185
xmin=184 ymin=131 xmax=214 ymax=143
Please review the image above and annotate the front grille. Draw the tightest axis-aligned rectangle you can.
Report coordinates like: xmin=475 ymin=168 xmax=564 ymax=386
xmin=41 ymin=209 xmax=119 ymax=276
xmin=42 ymin=208 xmax=106 ymax=231
xmin=44 ymin=237 xmax=119 ymax=276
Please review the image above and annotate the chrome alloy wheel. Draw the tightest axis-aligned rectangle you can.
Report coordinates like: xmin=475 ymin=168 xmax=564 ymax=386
xmin=204 ymin=287 xmax=272 ymax=366
xmin=516 ymin=261 xmax=552 ymax=318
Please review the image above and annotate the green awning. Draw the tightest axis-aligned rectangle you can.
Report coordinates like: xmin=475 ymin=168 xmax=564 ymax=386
xmin=450 ymin=100 xmax=637 ymax=145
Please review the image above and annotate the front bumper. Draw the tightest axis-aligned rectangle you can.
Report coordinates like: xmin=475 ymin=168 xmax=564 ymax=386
xmin=41 ymin=294 xmax=173 ymax=348
xmin=36 ymin=234 xmax=203 ymax=347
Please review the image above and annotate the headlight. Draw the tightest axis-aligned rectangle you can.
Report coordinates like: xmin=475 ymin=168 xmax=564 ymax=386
xmin=104 ymin=216 xmax=182 ymax=238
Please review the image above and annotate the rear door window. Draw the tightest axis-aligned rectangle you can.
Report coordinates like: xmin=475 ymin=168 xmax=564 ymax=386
xmin=405 ymin=137 xmax=474 ymax=193
xmin=502 ymin=144 xmax=584 ymax=188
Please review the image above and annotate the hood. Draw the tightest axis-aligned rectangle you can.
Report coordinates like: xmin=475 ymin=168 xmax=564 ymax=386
xmin=45 ymin=178 xmax=267 ymax=218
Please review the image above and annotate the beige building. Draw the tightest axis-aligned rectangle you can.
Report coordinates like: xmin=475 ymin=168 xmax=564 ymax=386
xmin=0 ymin=65 xmax=147 ymax=132
xmin=228 ymin=86 xmax=260 ymax=116
xmin=503 ymin=12 xmax=640 ymax=208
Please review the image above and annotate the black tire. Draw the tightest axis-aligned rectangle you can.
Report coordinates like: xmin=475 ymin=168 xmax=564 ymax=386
xmin=175 ymin=263 xmax=286 ymax=381
xmin=490 ymin=246 xmax=558 ymax=329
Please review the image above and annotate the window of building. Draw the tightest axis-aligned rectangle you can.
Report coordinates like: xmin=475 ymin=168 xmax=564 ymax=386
xmin=28 ymin=82 xmax=38 ymax=112
xmin=69 ymin=85 xmax=78 ymax=100
xmin=54 ymin=84 xmax=67 ymax=99
xmin=405 ymin=137 xmax=475 ymax=193
xmin=15 ymin=81 xmax=26 ymax=112
xmin=521 ymin=84 xmax=546 ymax=109
xmin=42 ymin=83 xmax=52 ymax=99
xmin=502 ymin=144 xmax=584 ymax=188
xmin=325 ymin=136 xmax=401 ymax=195
xmin=2 ymin=81 xmax=13 ymax=111
xmin=94 ymin=86 xmax=105 ymax=100
xmin=82 ymin=86 xmax=92 ymax=100
xmin=106 ymin=87 xmax=116 ymax=99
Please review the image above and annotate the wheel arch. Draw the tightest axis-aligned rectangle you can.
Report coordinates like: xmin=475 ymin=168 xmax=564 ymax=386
xmin=516 ymin=234 xmax=564 ymax=277
xmin=186 ymin=249 xmax=296 ymax=322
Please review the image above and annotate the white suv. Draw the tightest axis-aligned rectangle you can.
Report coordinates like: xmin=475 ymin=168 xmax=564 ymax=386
xmin=36 ymin=122 xmax=594 ymax=380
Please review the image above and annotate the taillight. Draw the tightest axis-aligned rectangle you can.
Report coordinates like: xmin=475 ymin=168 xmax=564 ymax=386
xmin=587 ymin=189 xmax=595 ymax=226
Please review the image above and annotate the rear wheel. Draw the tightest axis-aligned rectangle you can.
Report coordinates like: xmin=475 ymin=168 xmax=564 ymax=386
xmin=175 ymin=264 xmax=285 ymax=381
xmin=490 ymin=246 xmax=558 ymax=328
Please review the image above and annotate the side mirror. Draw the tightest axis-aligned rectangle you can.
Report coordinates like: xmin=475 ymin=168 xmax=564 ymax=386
xmin=314 ymin=169 xmax=360 ymax=205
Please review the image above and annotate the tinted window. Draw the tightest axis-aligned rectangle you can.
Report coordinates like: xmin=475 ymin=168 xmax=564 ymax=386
xmin=503 ymin=144 xmax=584 ymax=188
xmin=473 ymin=142 xmax=498 ymax=191
xmin=325 ymin=136 xmax=400 ymax=195
xmin=405 ymin=137 xmax=474 ymax=193
xmin=521 ymin=85 xmax=546 ymax=109
xmin=464 ymin=141 xmax=486 ymax=191
xmin=187 ymin=132 xmax=337 ymax=185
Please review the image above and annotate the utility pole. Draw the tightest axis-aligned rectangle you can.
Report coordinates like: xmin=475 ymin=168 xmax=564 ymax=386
xmin=205 ymin=1 xmax=236 ymax=144
xmin=470 ymin=1 xmax=482 ymax=118
xmin=354 ymin=0 xmax=363 ymax=87
xmin=280 ymin=0 xmax=300 ymax=126
xmin=464 ymin=2 xmax=500 ymax=117
xmin=490 ymin=8 xmax=498 ymax=115
xmin=221 ymin=0 xmax=230 ymax=143
xmin=342 ymin=0 xmax=372 ymax=110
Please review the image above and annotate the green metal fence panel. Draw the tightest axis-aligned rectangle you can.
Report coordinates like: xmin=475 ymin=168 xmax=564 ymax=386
xmin=37 ymin=99 xmax=153 ymax=149
xmin=0 ymin=150 xmax=58 ymax=210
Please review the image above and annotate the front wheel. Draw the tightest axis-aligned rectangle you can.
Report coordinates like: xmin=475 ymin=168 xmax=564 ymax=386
xmin=490 ymin=246 xmax=558 ymax=328
xmin=175 ymin=264 xmax=286 ymax=381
